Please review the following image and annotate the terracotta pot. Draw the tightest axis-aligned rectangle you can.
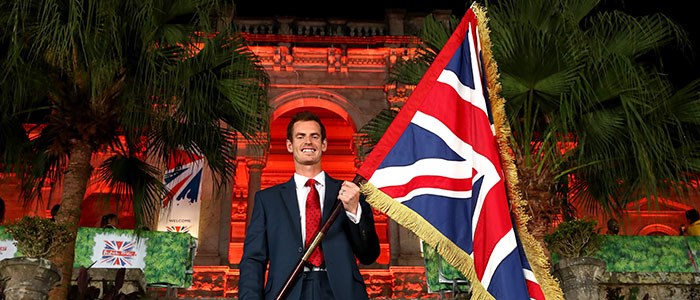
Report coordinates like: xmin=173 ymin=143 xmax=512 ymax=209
xmin=0 ymin=257 xmax=61 ymax=300
xmin=552 ymin=256 xmax=606 ymax=300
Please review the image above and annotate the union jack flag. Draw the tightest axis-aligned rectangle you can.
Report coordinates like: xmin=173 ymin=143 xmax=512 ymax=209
xmin=357 ymin=5 xmax=545 ymax=300
xmin=100 ymin=240 xmax=137 ymax=266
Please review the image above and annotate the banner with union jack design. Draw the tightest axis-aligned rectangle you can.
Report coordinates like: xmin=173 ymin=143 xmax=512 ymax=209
xmin=90 ymin=232 xmax=148 ymax=269
xmin=157 ymin=150 xmax=205 ymax=238
xmin=358 ymin=4 xmax=558 ymax=299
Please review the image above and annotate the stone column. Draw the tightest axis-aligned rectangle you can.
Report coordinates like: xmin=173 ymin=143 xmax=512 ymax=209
xmin=217 ymin=170 xmax=234 ymax=266
xmin=389 ymin=220 xmax=424 ymax=265
xmin=244 ymin=133 xmax=268 ymax=230
xmin=245 ymin=158 xmax=265 ymax=229
xmin=194 ymin=165 xmax=224 ymax=265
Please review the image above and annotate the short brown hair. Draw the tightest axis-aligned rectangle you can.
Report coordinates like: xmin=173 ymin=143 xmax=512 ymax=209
xmin=286 ymin=110 xmax=326 ymax=141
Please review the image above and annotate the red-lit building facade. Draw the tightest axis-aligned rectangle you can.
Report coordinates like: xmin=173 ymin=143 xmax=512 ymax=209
xmin=1 ymin=9 xmax=697 ymax=298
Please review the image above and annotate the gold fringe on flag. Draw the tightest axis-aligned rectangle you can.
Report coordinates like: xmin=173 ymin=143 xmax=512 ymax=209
xmin=361 ymin=182 xmax=495 ymax=300
xmin=472 ymin=4 xmax=565 ymax=300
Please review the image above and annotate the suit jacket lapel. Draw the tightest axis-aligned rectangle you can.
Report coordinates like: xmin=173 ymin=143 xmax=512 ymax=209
xmin=280 ymin=177 xmax=303 ymax=243
xmin=323 ymin=174 xmax=341 ymax=222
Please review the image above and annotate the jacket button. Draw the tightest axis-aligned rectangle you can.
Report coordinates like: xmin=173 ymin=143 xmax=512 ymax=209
xmin=298 ymin=247 xmax=303 ymax=253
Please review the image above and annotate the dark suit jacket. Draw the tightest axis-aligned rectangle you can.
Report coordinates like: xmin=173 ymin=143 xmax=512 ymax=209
xmin=238 ymin=173 xmax=380 ymax=300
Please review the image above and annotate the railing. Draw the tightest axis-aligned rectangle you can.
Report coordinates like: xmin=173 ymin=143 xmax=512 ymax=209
xmin=236 ymin=18 xmax=389 ymax=37
xmin=230 ymin=8 xmax=465 ymax=40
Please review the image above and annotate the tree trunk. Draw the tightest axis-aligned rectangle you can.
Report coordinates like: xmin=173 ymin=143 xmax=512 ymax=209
xmin=515 ymin=154 xmax=559 ymax=260
xmin=49 ymin=141 xmax=94 ymax=300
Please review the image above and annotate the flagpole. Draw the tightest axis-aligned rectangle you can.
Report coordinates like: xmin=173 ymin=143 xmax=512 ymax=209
xmin=275 ymin=174 xmax=365 ymax=300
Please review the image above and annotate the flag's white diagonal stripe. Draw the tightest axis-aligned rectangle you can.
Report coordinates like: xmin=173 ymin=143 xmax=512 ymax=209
xmin=471 ymin=25 xmax=484 ymax=94
xmin=412 ymin=111 xmax=473 ymax=160
xmin=524 ymin=268 xmax=538 ymax=283
xmin=370 ymin=158 xmax=471 ymax=188
xmin=471 ymin=155 xmax=500 ymax=238
xmin=437 ymin=70 xmax=488 ymax=119
xmin=480 ymin=228 xmax=517 ymax=289
xmin=468 ymin=23 xmax=497 ymax=135
xmin=393 ymin=187 xmax=472 ymax=203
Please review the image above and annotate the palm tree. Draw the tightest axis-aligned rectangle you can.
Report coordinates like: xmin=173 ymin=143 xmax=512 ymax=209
xmin=0 ymin=0 xmax=269 ymax=298
xmin=361 ymin=0 xmax=700 ymax=247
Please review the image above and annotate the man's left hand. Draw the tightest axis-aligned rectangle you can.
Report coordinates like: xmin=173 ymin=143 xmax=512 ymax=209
xmin=338 ymin=181 xmax=360 ymax=214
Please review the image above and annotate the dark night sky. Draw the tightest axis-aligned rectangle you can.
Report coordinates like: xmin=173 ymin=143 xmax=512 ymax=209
xmin=235 ymin=0 xmax=699 ymax=87
xmin=234 ymin=0 xmax=467 ymax=20
xmin=622 ymin=0 xmax=700 ymax=87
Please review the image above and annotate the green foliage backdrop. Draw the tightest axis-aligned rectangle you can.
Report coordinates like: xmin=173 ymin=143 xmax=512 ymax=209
xmin=596 ymin=235 xmax=699 ymax=272
xmin=72 ymin=227 xmax=195 ymax=287
xmin=1 ymin=227 xmax=195 ymax=287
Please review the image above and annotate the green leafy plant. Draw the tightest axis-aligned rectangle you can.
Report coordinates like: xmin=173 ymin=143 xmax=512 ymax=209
xmin=545 ymin=219 xmax=603 ymax=258
xmin=4 ymin=216 xmax=74 ymax=259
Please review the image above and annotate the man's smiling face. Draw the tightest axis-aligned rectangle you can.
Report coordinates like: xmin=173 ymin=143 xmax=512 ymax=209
xmin=287 ymin=120 xmax=327 ymax=167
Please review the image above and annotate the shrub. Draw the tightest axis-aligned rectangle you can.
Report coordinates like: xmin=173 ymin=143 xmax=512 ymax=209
xmin=4 ymin=216 xmax=74 ymax=259
xmin=544 ymin=219 xmax=603 ymax=258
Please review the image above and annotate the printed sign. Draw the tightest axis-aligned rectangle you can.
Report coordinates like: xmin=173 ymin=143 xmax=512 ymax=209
xmin=91 ymin=233 xmax=147 ymax=268
xmin=157 ymin=153 xmax=204 ymax=238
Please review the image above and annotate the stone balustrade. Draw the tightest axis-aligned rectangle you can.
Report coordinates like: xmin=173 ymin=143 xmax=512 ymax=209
xmin=232 ymin=8 xmax=446 ymax=40
xmin=235 ymin=18 xmax=392 ymax=38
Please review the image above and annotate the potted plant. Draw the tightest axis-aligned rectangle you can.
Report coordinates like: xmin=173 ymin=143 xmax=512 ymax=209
xmin=0 ymin=216 xmax=74 ymax=300
xmin=545 ymin=219 xmax=606 ymax=300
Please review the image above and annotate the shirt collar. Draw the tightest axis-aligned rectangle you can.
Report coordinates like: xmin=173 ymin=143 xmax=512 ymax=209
xmin=294 ymin=171 xmax=325 ymax=189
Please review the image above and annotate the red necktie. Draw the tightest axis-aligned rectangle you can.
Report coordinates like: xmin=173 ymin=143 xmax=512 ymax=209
xmin=305 ymin=179 xmax=324 ymax=267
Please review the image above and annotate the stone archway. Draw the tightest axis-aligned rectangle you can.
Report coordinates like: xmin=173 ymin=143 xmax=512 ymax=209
xmin=270 ymin=88 xmax=364 ymax=131
xmin=637 ymin=224 xmax=678 ymax=236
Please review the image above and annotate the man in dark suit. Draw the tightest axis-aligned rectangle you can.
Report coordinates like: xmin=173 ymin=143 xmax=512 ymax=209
xmin=239 ymin=110 xmax=380 ymax=300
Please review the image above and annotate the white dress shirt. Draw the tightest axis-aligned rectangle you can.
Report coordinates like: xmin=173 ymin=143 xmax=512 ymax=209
xmin=294 ymin=172 xmax=362 ymax=246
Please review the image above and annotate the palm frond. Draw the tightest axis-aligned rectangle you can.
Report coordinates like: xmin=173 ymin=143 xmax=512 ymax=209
xmin=96 ymin=154 xmax=167 ymax=228
xmin=358 ymin=107 xmax=399 ymax=157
